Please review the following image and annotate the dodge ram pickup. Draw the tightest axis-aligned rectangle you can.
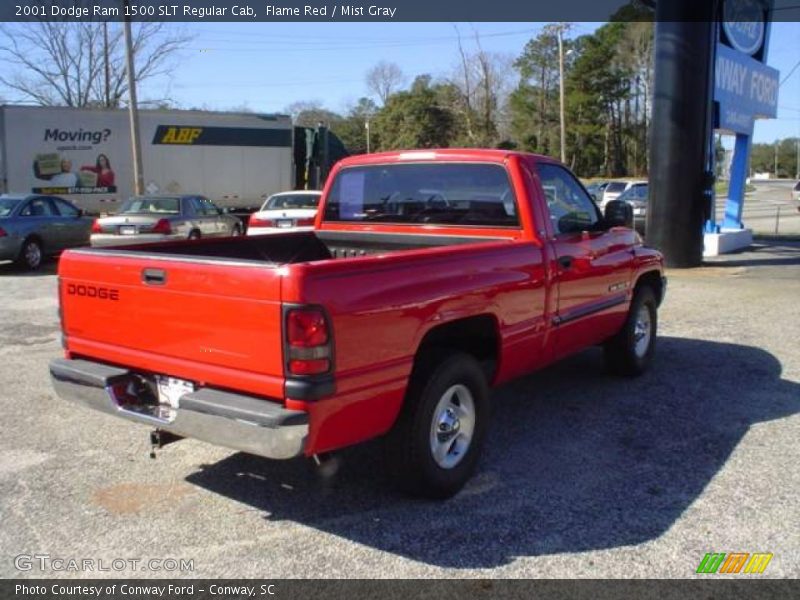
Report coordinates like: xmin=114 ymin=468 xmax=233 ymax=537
xmin=50 ymin=149 xmax=665 ymax=498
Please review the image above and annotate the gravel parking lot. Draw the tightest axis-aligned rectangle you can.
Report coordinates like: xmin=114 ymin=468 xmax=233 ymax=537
xmin=0 ymin=243 xmax=798 ymax=579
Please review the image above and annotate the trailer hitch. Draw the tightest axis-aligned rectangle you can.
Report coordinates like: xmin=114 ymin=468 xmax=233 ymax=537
xmin=149 ymin=429 xmax=184 ymax=459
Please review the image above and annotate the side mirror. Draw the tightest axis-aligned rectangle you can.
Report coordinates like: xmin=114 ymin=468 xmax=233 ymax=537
xmin=604 ymin=200 xmax=633 ymax=229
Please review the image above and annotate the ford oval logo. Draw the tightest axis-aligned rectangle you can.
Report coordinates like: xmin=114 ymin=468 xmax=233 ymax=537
xmin=722 ymin=0 xmax=766 ymax=56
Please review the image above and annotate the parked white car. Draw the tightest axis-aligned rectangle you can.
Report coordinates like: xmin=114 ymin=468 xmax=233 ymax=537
xmin=600 ymin=181 xmax=646 ymax=209
xmin=247 ymin=191 xmax=322 ymax=235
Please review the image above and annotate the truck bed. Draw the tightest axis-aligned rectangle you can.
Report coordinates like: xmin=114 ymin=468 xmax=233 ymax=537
xmin=76 ymin=230 xmax=504 ymax=265
xmin=58 ymin=230 xmax=518 ymax=405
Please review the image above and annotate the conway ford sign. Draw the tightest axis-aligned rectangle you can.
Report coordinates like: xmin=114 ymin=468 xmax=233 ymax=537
xmin=714 ymin=43 xmax=778 ymax=134
xmin=722 ymin=0 xmax=768 ymax=56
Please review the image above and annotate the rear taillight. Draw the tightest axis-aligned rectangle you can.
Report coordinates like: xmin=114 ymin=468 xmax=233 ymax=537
xmin=0 ymin=226 xmax=6 ymax=237
xmin=285 ymin=307 xmax=332 ymax=376
xmin=249 ymin=214 xmax=273 ymax=227
xmin=296 ymin=217 xmax=315 ymax=227
xmin=91 ymin=219 xmax=102 ymax=234
xmin=152 ymin=219 xmax=172 ymax=235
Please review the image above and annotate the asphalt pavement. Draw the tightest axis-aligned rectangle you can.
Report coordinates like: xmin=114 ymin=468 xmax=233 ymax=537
xmin=0 ymin=243 xmax=798 ymax=578
xmin=716 ymin=179 xmax=800 ymax=236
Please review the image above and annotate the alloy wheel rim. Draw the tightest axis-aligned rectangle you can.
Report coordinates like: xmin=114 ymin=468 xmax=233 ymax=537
xmin=25 ymin=242 xmax=41 ymax=268
xmin=633 ymin=304 xmax=652 ymax=358
xmin=429 ymin=384 xmax=476 ymax=469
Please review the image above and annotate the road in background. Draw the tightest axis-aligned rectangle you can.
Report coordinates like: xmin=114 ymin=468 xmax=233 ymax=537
xmin=716 ymin=180 xmax=800 ymax=235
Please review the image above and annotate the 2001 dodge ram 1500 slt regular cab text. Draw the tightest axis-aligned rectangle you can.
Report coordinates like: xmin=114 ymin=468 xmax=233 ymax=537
xmin=50 ymin=149 xmax=665 ymax=498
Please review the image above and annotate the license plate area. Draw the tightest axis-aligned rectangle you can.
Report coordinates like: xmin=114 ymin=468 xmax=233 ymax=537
xmin=156 ymin=376 xmax=195 ymax=408
xmin=119 ymin=225 xmax=136 ymax=235
xmin=276 ymin=219 xmax=293 ymax=228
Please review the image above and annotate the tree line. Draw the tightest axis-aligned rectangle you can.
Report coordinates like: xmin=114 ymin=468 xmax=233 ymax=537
xmin=302 ymin=19 xmax=656 ymax=179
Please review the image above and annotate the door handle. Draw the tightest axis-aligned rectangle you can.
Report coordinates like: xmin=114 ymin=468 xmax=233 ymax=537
xmin=557 ymin=255 xmax=574 ymax=270
xmin=142 ymin=268 xmax=167 ymax=285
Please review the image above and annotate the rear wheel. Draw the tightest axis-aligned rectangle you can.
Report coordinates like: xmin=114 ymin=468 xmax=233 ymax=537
xmin=16 ymin=238 xmax=43 ymax=271
xmin=188 ymin=229 xmax=201 ymax=240
xmin=604 ymin=286 xmax=657 ymax=376
xmin=385 ymin=352 xmax=489 ymax=499
xmin=231 ymin=224 xmax=243 ymax=237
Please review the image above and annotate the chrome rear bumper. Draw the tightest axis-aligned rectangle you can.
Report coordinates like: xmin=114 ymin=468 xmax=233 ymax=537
xmin=50 ymin=358 xmax=307 ymax=460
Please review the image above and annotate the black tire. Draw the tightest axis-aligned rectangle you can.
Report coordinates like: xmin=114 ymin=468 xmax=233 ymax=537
xmin=604 ymin=286 xmax=657 ymax=376
xmin=16 ymin=237 xmax=43 ymax=271
xmin=231 ymin=224 xmax=243 ymax=237
xmin=385 ymin=352 xmax=489 ymax=499
xmin=188 ymin=229 xmax=201 ymax=240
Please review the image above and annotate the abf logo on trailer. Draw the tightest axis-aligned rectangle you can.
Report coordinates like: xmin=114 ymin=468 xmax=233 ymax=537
xmin=696 ymin=552 xmax=773 ymax=574
xmin=157 ymin=127 xmax=203 ymax=145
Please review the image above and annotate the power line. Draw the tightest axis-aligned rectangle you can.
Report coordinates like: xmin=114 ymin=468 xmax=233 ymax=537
xmin=192 ymin=26 xmax=538 ymax=44
xmin=187 ymin=27 xmax=540 ymax=51
xmin=779 ymin=57 xmax=800 ymax=86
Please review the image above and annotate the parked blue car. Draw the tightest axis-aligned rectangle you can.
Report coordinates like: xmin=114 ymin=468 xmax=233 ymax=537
xmin=0 ymin=194 xmax=92 ymax=270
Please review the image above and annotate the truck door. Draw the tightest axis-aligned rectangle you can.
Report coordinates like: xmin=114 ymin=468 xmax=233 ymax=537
xmin=535 ymin=163 xmax=633 ymax=360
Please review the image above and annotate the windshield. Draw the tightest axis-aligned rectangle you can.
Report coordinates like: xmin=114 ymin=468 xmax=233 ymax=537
xmin=119 ymin=197 xmax=180 ymax=215
xmin=0 ymin=198 xmax=21 ymax=217
xmin=605 ymin=182 xmax=627 ymax=193
xmin=264 ymin=194 xmax=321 ymax=210
xmin=323 ymin=163 xmax=519 ymax=227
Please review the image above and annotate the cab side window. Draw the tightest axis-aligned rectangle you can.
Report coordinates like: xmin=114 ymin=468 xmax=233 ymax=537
xmin=537 ymin=164 xmax=600 ymax=235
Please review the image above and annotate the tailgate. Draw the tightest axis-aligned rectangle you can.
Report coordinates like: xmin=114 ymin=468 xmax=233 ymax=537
xmin=58 ymin=250 xmax=286 ymax=400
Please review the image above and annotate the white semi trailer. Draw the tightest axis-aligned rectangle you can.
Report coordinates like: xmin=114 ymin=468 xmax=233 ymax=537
xmin=0 ymin=105 xmax=295 ymax=214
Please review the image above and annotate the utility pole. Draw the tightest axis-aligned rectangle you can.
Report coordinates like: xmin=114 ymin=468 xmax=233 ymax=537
xmin=123 ymin=1 xmax=144 ymax=195
xmin=774 ymin=140 xmax=778 ymax=178
xmin=365 ymin=119 xmax=371 ymax=154
xmin=557 ymin=26 xmax=566 ymax=164
xmin=795 ymin=137 xmax=799 ymax=180
xmin=544 ymin=23 xmax=571 ymax=164
xmin=103 ymin=22 xmax=110 ymax=107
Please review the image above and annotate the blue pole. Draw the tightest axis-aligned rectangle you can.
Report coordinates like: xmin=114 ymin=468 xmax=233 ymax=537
xmin=722 ymin=132 xmax=752 ymax=229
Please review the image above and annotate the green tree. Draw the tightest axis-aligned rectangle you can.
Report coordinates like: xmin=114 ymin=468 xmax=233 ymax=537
xmin=508 ymin=31 xmax=562 ymax=155
xmin=332 ymin=97 xmax=379 ymax=155
xmin=373 ymin=75 xmax=459 ymax=150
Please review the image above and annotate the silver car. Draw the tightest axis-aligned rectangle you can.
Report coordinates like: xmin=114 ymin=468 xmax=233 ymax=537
xmin=616 ymin=183 xmax=648 ymax=234
xmin=91 ymin=195 xmax=242 ymax=247
xmin=0 ymin=194 xmax=92 ymax=270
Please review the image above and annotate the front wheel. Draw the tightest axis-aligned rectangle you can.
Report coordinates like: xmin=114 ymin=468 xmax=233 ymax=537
xmin=604 ymin=286 xmax=657 ymax=376
xmin=385 ymin=352 xmax=489 ymax=499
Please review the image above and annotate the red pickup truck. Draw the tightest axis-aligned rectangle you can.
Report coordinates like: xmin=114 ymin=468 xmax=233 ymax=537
xmin=50 ymin=149 xmax=665 ymax=498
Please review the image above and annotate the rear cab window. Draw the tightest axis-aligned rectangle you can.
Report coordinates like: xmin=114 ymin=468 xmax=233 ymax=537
xmin=323 ymin=163 xmax=519 ymax=228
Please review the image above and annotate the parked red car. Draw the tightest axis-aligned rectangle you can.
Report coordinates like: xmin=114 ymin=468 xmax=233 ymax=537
xmin=50 ymin=149 xmax=665 ymax=498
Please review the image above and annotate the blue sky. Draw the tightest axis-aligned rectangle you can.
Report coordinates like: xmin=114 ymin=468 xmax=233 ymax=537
xmin=139 ymin=21 xmax=798 ymax=145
